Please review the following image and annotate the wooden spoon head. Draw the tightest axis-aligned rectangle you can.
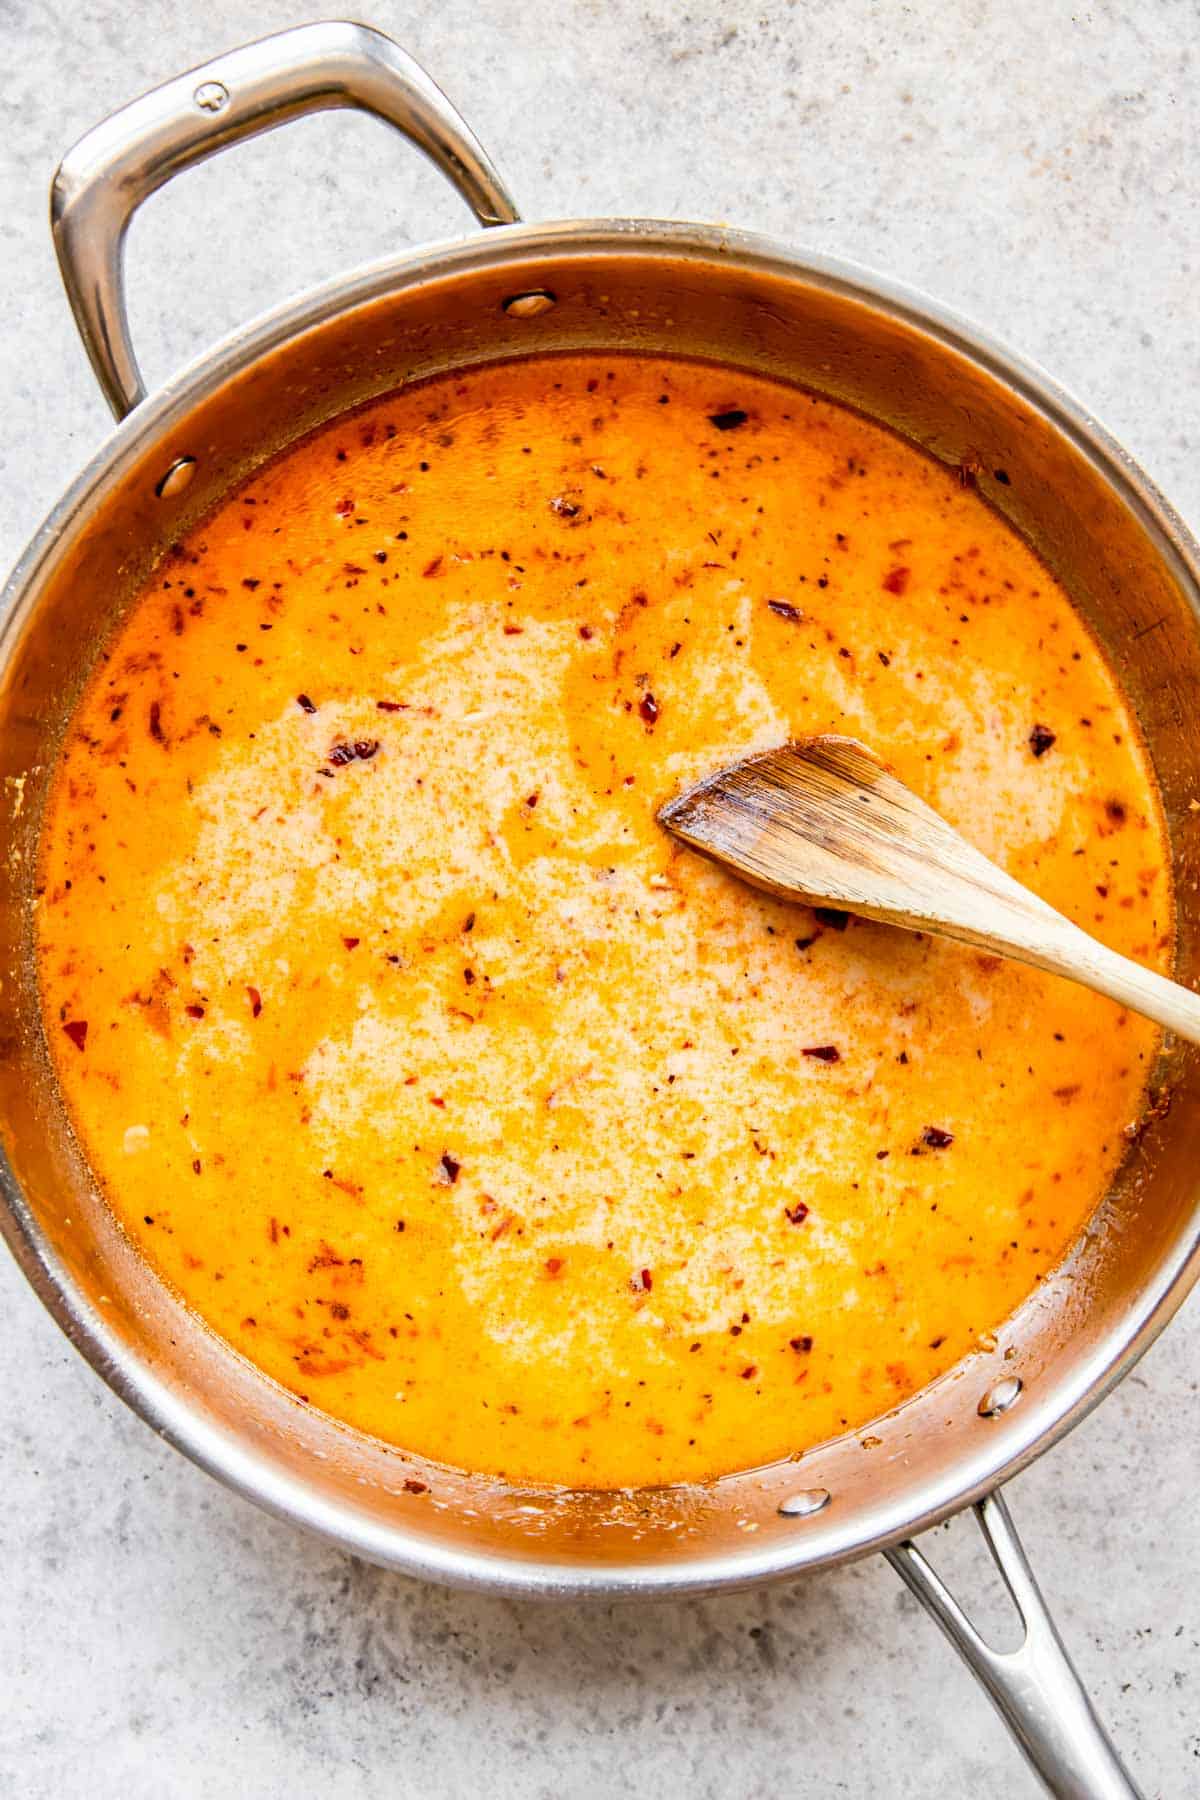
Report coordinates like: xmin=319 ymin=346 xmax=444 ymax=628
xmin=657 ymin=736 xmax=981 ymax=921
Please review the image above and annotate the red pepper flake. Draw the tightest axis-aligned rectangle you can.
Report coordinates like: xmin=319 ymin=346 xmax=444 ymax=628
xmin=767 ymin=599 xmax=802 ymax=622
xmin=1029 ymin=723 xmax=1056 ymax=758
xmin=375 ymin=700 xmax=404 ymax=712
xmin=1105 ymin=797 xmax=1127 ymax=825
xmin=639 ymin=692 xmax=660 ymax=725
xmin=882 ymin=566 xmax=911 ymax=595
xmin=328 ymin=738 xmax=379 ymax=767
xmin=403 ymin=1478 xmax=428 ymax=1494
xmin=638 ymin=1267 xmax=653 ymax=1291
xmin=423 ymin=555 xmax=443 ymax=578
xmin=578 ymin=624 xmax=594 ymax=640
xmin=246 ymin=985 xmax=262 ymax=1018
xmin=814 ymin=907 xmax=849 ymax=931
xmin=192 ymin=1158 xmax=202 ymax=1175
xmin=544 ymin=1257 xmax=564 ymax=1276
xmin=149 ymin=701 xmax=165 ymax=743
xmin=185 ymin=1003 xmax=206 ymax=1020
xmin=335 ymin=497 xmax=354 ymax=516
xmin=709 ymin=409 xmax=748 ymax=431
xmin=437 ymin=1152 xmax=460 ymax=1185
xmin=784 ymin=1202 xmax=810 ymax=1225
xmin=802 ymin=1045 xmax=840 ymax=1063
xmin=430 ymin=1096 xmax=446 ymax=1109
xmin=922 ymin=1126 xmax=954 ymax=1149
xmin=307 ymin=1243 xmax=344 ymax=1271
xmin=63 ymin=1019 xmax=88 ymax=1051
xmin=789 ymin=1334 xmax=814 ymax=1353
xmin=526 ymin=792 xmax=539 ymax=808
xmin=740 ymin=1364 xmax=758 ymax=1379
xmin=296 ymin=694 xmax=317 ymax=714
xmin=342 ymin=936 xmax=360 ymax=950
xmin=503 ymin=623 xmax=524 ymax=636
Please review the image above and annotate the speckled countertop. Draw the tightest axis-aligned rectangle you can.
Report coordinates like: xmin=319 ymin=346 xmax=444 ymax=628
xmin=2 ymin=3 xmax=1197 ymax=1795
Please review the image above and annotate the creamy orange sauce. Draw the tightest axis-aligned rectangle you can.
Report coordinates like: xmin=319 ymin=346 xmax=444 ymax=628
xmin=37 ymin=355 xmax=1170 ymax=1488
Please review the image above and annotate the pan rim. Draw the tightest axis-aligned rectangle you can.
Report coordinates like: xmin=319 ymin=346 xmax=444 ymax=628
xmin=4 ymin=214 xmax=1200 ymax=1595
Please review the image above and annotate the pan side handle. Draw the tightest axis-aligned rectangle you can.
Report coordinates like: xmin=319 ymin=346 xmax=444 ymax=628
xmin=50 ymin=20 xmax=520 ymax=421
xmin=885 ymin=1491 xmax=1141 ymax=1798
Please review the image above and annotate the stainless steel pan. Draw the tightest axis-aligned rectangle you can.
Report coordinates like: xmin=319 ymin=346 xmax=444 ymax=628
xmin=4 ymin=23 xmax=1199 ymax=1797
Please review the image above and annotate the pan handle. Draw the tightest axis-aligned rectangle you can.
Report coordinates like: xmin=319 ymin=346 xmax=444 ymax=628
xmin=885 ymin=1491 xmax=1141 ymax=1798
xmin=50 ymin=20 xmax=520 ymax=421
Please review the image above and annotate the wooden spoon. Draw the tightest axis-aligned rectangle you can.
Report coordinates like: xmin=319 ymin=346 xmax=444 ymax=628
xmin=657 ymin=734 xmax=1200 ymax=1044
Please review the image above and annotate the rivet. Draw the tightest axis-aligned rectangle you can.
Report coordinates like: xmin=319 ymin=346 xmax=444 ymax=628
xmin=778 ymin=1487 xmax=830 ymax=1518
xmin=194 ymin=80 xmax=230 ymax=114
xmin=978 ymin=1374 xmax=1023 ymax=1418
xmin=155 ymin=456 xmax=197 ymax=499
xmin=503 ymin=290 xmax=557 ymax=319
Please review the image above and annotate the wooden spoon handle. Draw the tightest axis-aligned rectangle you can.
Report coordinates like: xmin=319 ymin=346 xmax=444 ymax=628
xmin=926 ymin=849 xmax=1200 ymax=1044
xmin=1033 ymin=918 xmax=1200 ymax=1045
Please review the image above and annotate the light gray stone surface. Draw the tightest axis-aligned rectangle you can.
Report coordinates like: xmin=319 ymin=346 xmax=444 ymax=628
xmin=1 ymin=2 xmax=1197 ymax=1795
